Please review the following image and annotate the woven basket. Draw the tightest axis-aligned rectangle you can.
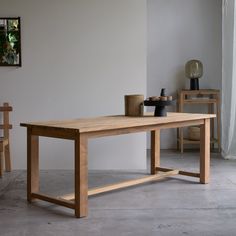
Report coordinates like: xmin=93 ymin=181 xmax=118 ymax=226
xmin=188 ymin=126 xmax=200 ymax=140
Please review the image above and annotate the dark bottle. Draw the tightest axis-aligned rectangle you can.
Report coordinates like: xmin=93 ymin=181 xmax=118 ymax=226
xmin=160 ymin=88 xmax=166 ymax=96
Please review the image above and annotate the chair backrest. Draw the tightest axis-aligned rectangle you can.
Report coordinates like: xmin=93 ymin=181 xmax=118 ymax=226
xmin=0 ymin=103 xmax=13 ymax=139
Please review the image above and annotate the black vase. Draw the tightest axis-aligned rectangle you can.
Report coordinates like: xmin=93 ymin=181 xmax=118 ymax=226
xmin=190 ymin=78 xmax=199 ymax=90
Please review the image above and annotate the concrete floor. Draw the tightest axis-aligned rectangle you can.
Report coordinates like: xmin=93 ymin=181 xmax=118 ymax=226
xmin=1 ymin=151 xmax=236 ymax=236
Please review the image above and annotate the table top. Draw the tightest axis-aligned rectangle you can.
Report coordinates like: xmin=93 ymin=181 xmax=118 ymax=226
xmin=20 ymin=112 xmax=216 ymax=134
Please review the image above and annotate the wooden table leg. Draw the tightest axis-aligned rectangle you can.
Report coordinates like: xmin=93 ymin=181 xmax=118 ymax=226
xmin=151 ymin=130 xmax=160 ymax=175
xmin=75 ymin=134 xmax=88 ymax=218
xmin=27 ymin=128 xmax=39 ymax=202
xmin=200 ymin=119 xmax=210 ymax=184
xmin=216 ymin=93 xmax=221 ymax=152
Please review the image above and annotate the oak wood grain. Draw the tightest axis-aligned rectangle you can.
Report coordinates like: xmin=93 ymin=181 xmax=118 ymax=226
xmin=20 ymin=112 xmax=215 ymax=134
xmin=151 ymin=130 xmax=160 ymax=174
xmin=74 ymin=134 xmax=88 ymax=218
xmin=31 ymin=192 xmax=75 ymax=209
xmin=61 ymin=170 xmax=179 ymax=200
xmin=0 ymin=103 xmax=12 ymax=175
xmin=200 ymin=119 xmax=210 ymax=183
xmin=21 ymin=112 xmax=214 ymax=218
xmin=27 ymin=129 xmax=39 ymax=202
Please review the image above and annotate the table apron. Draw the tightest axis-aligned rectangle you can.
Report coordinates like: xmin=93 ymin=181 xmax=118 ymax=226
xmin=84 ymin=119 xmax=204 ymax=139
xmin=29 ymin=119 xmax=205 ymax=140
xmin=30 ymin=126 xmax=78 ymax=140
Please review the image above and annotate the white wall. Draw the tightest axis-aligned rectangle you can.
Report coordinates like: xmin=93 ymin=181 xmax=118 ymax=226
xmin=147 ymin=0 xmax=222 ymax=149
xmin=0 ymin=0 xmax=147 ymax=169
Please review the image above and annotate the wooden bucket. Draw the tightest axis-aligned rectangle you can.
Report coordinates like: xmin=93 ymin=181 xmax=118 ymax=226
xmin=124 ymin=95 xmax=144 ymax=117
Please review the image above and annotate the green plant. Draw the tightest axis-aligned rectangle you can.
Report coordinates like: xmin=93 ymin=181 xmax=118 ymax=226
xmin=0 ymin=19 xmax=20 ymax=65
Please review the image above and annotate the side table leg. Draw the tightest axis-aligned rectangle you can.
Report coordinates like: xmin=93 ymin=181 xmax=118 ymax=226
xmin=208 ymin=103 xmax=214 ymax=150
xmin=75 ymin=134 xmax=88 ymax=218
xmin=216 ymin=94 xmax=221 ymax=152
xmin=151 ymin=130 xmax=160 ymax=174
xmin=180 ymin=128 xmax=184 ymax=153
xmin=0 ymin=151 xmax=4 ymax=177
xmin=200 ymin=119 xmax=210 ymax=184
xmin=179 ymin=92 xmax=184 ymax=153
xmin=27 ymin=128 xmax=39 ymax=202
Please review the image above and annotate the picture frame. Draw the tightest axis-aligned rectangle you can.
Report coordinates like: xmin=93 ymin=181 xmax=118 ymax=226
xmin=0 ymin=17 xmax=21 ymax=67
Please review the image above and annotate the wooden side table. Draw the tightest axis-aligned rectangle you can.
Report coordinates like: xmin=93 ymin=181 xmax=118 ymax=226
xmin=177 ymin=89 xmax=221 ymax=153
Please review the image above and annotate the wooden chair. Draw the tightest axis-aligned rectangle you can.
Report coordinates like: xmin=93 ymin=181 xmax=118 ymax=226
xmin=0 ymin=103 xmax=13 ymax=177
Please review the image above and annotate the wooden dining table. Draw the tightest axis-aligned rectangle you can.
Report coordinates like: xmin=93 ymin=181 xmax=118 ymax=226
xmin=20 ymin=112 xmax=215 ymax=218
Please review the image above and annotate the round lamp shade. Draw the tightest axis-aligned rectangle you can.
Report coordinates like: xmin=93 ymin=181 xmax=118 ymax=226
xmin=185 ymin=60 xmax=203 ymax=79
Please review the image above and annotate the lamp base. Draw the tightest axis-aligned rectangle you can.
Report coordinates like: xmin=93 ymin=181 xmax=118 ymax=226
xmin=190 ymin=78 xmax=199 ymax=90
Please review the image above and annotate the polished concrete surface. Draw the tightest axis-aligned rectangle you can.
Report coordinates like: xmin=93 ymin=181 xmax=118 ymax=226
xmin=1 ymin=151 xmax=236 ymax=236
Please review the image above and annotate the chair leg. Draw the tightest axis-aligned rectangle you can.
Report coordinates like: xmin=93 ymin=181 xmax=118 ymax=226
xmin=5 ymin=144 xmax=11 ymax=172
xmin=0 ymin=151 xmax=4 ymax=177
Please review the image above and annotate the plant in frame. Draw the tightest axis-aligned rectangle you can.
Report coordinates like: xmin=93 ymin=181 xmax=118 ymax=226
xmin=0 ymin=18 xmax=21 ymax=66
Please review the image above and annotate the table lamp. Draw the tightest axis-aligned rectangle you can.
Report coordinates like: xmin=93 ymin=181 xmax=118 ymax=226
xmin=185 ymin=60 xmax=203 ymax=90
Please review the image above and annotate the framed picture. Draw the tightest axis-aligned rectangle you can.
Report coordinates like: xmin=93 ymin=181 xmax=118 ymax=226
xmin=0 ymin=17 xmax=21 ymax=67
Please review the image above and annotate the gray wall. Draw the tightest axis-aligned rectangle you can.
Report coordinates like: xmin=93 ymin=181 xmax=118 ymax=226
xmin=0 ymin=0 xmax=223 ymax=169
xmin=147 ymin=0 xmax=222 ymax=149
xmin=0 ymin=0 xmax=147 ymax=169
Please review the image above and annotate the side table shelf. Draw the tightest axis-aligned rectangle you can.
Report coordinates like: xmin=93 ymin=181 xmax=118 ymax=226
xmin=177 ymin=89 xmax=221 ymax=153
